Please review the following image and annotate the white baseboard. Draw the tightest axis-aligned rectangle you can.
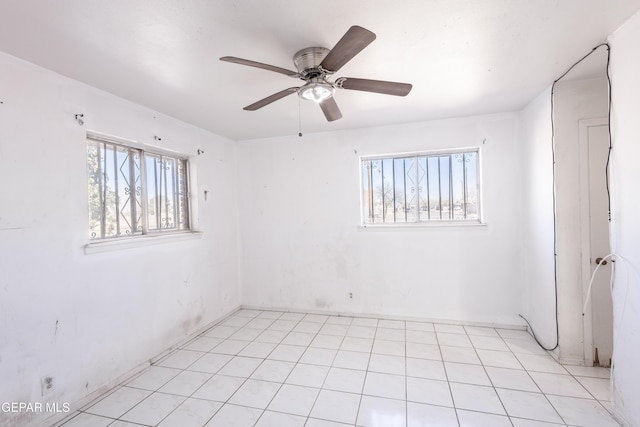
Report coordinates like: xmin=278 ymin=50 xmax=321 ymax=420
xmin=239 ymin=304 xmax=527 ymax=331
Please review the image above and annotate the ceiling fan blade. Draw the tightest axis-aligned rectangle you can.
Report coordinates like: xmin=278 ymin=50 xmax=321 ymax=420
xmin=339 ymin=77 xmax=412 ymax=96
xmin=319 ymin=97 xmax=343 ymax=122
xmin=243 ymin=88 xmax=299 ymax=111
xmin=319 ymin=26 xmax=376 ymax=73
xmin=220 ymin=56 xmax=298 ymax=77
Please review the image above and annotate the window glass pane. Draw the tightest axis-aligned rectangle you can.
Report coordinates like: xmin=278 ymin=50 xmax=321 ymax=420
xmin=361 ymin=150 xmax=479 ymax=225
xmin=145 ymin=154 xmax=189 ymax=232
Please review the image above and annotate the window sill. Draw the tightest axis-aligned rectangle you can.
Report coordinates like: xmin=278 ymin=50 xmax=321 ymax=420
xmin=84 ymin=231 xmax=204 ymax=255
xmin=358 ymin=222 xmax=488 ymax=231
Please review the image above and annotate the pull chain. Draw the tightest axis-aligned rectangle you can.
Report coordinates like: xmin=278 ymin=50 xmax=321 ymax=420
xmin=298 ymin=96 xmax=303 ymax=137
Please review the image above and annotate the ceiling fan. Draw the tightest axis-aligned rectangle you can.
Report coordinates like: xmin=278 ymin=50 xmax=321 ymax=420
xmin=220 ymin=25 xmax=413 ymax=122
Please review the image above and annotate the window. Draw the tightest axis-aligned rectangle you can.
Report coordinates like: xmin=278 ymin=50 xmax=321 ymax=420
xmin=361 ymin=149 xmax=480 ymax=225
xmin=86 ymin=134 xmax=190 ymax=240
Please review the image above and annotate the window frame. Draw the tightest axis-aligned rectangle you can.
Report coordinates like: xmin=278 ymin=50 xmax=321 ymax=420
xmin=359 ymin=147 xmax=484 ymax=227
xmin=85 ymin=131 xmax=194 ymax=244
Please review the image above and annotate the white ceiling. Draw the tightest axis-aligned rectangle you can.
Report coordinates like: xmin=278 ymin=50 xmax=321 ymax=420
xmin=0 ymin=1 xmax=637 ymax=141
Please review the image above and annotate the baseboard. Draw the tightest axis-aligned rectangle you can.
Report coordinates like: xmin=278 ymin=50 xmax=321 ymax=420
xmin=239 ymin=304 xmax=527 ymax=331
xmin=37 ymin=305 xmax=241 ymax=427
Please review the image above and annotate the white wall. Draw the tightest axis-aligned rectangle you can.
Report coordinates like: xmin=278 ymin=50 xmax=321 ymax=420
xmin=553 ymin=77 xmax=609 ymax=364
xmin=608 ymin=12 xmax=640 ymax=427
xmin=519 ymin=88 xmax=557 ymax=348
xmin=0 ymin=52 xmax=241 ymax=427
xmin=237 ymin=114 xmax=525 ymax=326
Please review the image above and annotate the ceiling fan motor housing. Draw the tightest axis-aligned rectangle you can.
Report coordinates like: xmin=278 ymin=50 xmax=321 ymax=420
xmin=294 ymin=47 xmax=330 ymax=79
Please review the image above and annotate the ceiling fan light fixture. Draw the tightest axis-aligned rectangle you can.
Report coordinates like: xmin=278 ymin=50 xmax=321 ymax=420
xmin=299 ymin=81 xmax=335 ymax=103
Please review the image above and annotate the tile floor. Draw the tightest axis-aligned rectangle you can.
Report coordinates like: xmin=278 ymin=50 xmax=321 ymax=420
xmin=53 ymin=309 xmax=619 ymax=427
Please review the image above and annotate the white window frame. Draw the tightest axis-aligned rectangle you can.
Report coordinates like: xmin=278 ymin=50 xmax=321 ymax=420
xmin=84 ymin=132 xmax=200 ymax=253
xmin=359 ymin=147 xmax=483 ymax=227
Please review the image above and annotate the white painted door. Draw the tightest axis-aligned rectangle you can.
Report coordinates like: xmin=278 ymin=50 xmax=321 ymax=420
xmin=584 ymin=122 xmax=612 ymax=367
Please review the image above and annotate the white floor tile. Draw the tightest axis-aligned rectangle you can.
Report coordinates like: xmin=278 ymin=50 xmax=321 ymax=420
xmin=476 ymin=349 xmax=524 ymax=369
xmin=319 ymin=323 xmax=349 ymax=336
xmin=464 ymin=326 xmax=500 ymax=337
xmin=437 ymin=332 xmax=473 ymax=347
xmin=504 ymin=338 xmax=548 ymax=355
xmin=257 ymin=311 xmax=284 ymax=319
xmin=267 ymin=344 xmax=306 ymax=362
xmin=305 ymin=419 xmax=352 ymax=427
xmin=255 ymin=411 xmax=306 ymax=427
xmin=434 ymin=324 xmax=466 ymax=334
xmin=332 ymin=350 xmax=370 ymax=370
xmin=210 ymin=339 xmax=250 ymax=355
xmin=406 ymin=357 xmax=447 ymax=381
xmin=310 ymin=334 xmax=344 ymax=350
xmin=326 ymin=316 xmax=354 ymax=325
xmin=157 ymin=398 xmax=222 ymax=427
xmin=279 ymin=312 xmax=306 ymax=321
xmin=575 ymin=376 xmax=612 ymax=401
xmin=323 ymin=367 xmax=366 ymax=393
xmin=255 ymin=329 xmax=288 ymax=343
xmin=238 ymin=341 xmax=277 ymax=358
xmin=378 ymin=319 xmax=405 ymax=329
xmin=58 ymin=413 xmax=114 ymax=427
xmin=347 ymin=325 xmax=376 ymax=339
xmin=368 ymin=353 xmax=406 ymax=375
xmin=357 ymin=395 xmax=406 ymax=427
xmin=250 ymin=359 xmax=295 ymax=383
xmin=310 ymin=389 xmax=360 ymax=424
xmin=547 ymin=394 xmax=620 ymax=427
xmin=351 ymin=317 xmax=378 ymax=327
xmin=510 ymin=418 xmax=565 ymax=427
xmin=515 ymin=354 xmax=567 ymax=374
xmin=281 ymin=331 xmax=315 ymax=347
xmin=440 ymin=346 xmax=481 ymax=364
xmin=217 ymin=356 xmax=262 ymax=378
xmin=445 ymin=362 xmax=491 ymax=386
xmin=188 ymin=353 xmax=233 ymax=374
xmin=183 ymin=336 xmax=223 ymax=352
xmin=449 ymin=383 xmax=505 ymax=415
xmin=228 ymin=379 xmax=281 ymax=409
xmin=204 ymin=325 xmax=239 ymax=339
xmin=191 ymin=374 xmax=245 ymax=402
xmin=299 ymin=347 xmax=337 ymax=366
xmin=485 ymin=366 xmax=540 ymax=392
xmin=204 ymin=403 xmax=262 ymax=427
xmin=286 ymin=363 xmax=329 ymax=388
xmin=221 ymin=316 xmax=251 ymax=328
xmin=85 ymin=387 xmax=151 ymax=418
xmin=340 ymin=336 xmax=373 ymax=352
xmin=372 ymin=339 xmax=405 ymax=356
xmin=158 ymin=370 xmax=212 ymax=396
xmin=457 ymin=409 xmax=512 ymax=426
xmin=120 ymin=392 xmax=184 ymax=425
xmin=235 ymin=309 xmax=262 ymax=318
xmin=156 ymin=350 xmax=204 ymax=369
xmin=564 ymin=365 xmax=610 ymax=378
xmin=406 ymin=321 xmax=435 ymax=332
xmin=406 ymin=342 xmax=442 ymax=360
xmin=496 ymin=328 xmax=531 ymax=340
xmin=529 ymin=371 xmax=592 ymax=398
xmin=496 ymin=388 xmax=564 ymax=424
xmin=375 ymin=327 xmax=405 ymax=341
xmin=267 ymin=384 xmax=319 ymax=416
xmin=229 ymin=328 xmax=263 ymax=341
xmin=109 ymin=421 xmax=146 ymax=427
xmin=303 ymin=313 xmax=329 ymax=323
xmin=269 ymin=319 xmax=298 ymax=332
xmin=406 ymin=376 xmax=453 ymax=407
xmin=293 ymin=321 xmax=322 ymax=334
xmin=363 ymin=372 xmax=406 ymax=400
xmin=406 ymin=330 xmax=438 ymax=344
xmin=245 ymin=318 xmax=276 ymax=329
xmin=469 ymin=335 xmax=510 ymax=351
xmin=126 ymin=366 xmax=181 ymax=391
xmin=407 ymin=402 xmax=458 ymax=427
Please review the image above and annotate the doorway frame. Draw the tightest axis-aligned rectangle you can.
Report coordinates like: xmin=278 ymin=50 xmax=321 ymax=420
xmin=578 ymin=116 xmax=610 ymax=367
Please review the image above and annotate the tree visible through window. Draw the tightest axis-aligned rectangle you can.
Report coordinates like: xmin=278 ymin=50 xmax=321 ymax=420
xmin=361 ymin=150 xmax=480 ymax=224
xmin=87 ymin=135 xmax=190 ymax=239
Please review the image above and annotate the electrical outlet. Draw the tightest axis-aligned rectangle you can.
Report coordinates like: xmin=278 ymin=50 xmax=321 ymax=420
xmin=41 ymin=377 xmax=55 ymax=396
